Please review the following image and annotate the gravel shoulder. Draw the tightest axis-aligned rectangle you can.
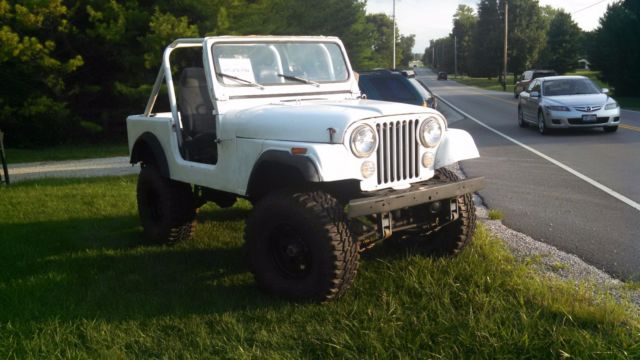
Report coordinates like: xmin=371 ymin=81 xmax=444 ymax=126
xmin=476 ymin=197 xmax=640 ymax=310
xmin=453 ymin=161 xmax=640 ymax=310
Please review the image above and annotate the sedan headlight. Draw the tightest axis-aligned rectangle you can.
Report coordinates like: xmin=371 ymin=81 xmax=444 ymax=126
xmin=545 ymin=105 xmax=570 ymax=111
xmin=605 ymin=101 xmax=619 ymax=110
xmin=419 ymin=117 xmax=443 ymax=148
xmin=350 ymin=124 xmax=377 ymax=158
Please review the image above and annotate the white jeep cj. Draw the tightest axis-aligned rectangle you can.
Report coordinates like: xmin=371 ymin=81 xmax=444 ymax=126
xmin=127 ymin=36 xmax=484 ymax=302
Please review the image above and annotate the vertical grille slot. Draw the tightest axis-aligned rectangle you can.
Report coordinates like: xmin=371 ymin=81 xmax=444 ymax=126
xmin=376 ymin=118 xmax=420 ymax=186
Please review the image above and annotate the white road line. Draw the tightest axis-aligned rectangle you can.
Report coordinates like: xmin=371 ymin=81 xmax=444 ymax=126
xmin=435 ymin=94 xmax=640 ymax=212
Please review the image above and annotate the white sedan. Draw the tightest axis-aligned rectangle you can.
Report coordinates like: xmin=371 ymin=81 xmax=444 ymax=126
xmin=517 ymin=75 xmax=621 ymax=134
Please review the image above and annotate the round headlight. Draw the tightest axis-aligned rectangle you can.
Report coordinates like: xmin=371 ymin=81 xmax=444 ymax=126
xmin=350 ymin=125 xmax=377 ymax=158
xmin=419 ymin=117 xmax=443 ymax=148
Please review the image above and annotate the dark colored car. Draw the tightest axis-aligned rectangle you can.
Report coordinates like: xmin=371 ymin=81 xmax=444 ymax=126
xmin=514 ymin=69 xmax=557 ymax=98
xmin=408 ymin=78 xmax=437 ymax=108
xmin=437 ymin=71 xmax=448 ymax=80
xmin=358 ymin=69 xmax=435 ymax=108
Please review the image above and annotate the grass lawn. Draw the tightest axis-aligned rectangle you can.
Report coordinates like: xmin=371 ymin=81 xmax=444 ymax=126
xmin=566 ymin=70 xmax=610 ymax=89
xmin=451 ymin=75 xmax=516 ymax=93
xmin=5 ymin=142 xmax=128 ymax=164
xmin=1 ymin=177 xmax=638 ymax=358
xmin=616 ymin=97 xmax=640 ymax=111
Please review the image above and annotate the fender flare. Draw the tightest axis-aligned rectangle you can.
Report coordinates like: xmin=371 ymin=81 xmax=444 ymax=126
xmin=246 ymin=150 xmax=322 ymax=198
xmin=130 ymin=132 xmax=170 ymax=178
xmin=434 ymin=129 xmax=480 ymax=169
xmin=250 ymin=150 xmax=321 ymax=183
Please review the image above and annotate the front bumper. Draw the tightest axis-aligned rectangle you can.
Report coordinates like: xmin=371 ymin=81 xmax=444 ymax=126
xmin=347 ymin=177 xmax=485 ymax=218
xmin=545 ymin=108 xmax=620 ymax=128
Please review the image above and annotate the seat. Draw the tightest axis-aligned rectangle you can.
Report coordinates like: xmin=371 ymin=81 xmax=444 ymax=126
xmin=257 ymin=68 xmax=279 ymax=84
xmin=178 ymin=67 xmax=217 ymax=164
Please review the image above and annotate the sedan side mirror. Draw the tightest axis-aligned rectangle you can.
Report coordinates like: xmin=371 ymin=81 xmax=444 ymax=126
xmin=602 ymin=88 xmax=609 ymax=94
xmin=530 ymin=91 xmax=540 ymax=98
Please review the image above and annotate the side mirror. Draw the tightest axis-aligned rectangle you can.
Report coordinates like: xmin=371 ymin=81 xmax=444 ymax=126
xmin=602 ymin=88 xmax=609 ymax=94
xmin=530 ymin=91 xmax=540 ymax=98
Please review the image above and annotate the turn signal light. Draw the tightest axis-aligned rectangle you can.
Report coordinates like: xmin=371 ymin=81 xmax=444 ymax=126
xmin=291 ymin=147 xmax=307 ymax=155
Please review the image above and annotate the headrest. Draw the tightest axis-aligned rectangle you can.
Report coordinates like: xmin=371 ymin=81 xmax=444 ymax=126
xmin=180 ymin=67 xmax=207 ymax=88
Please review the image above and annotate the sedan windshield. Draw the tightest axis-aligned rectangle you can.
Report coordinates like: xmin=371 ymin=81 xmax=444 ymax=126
xmin=211 ymin=42 xmax=349 ymax=86
xmin=543 ymin=78 xmax=600 ymax=96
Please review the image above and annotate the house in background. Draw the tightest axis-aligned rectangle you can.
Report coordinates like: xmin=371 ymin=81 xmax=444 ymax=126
xmin=578 ymin=58 xmax=590 ymax=70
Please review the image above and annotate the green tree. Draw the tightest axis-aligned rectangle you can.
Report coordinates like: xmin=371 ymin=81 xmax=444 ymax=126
xmin=427 ymin=36 xmax=455 ymax=73
xmin=499 ymin=0 xmax=546 ymax=80
xmin=451 ymin=5 xmax=477 ymax=75
xmin=398 ymin=34 xmax=415 ymax=68
xmin=0 ymin=0 xmax=84 ymax=146
xmin=422 ymin=41 xmax=433 ymax=67
xmin=365 ymin=13 xmax=395 ymax=68
xmin=471 ymin=0 xmax=502 ymax=77
xmin=590 ymin=0 xmax=640 ymax=96
xmin=229 ymin=0 xmax=379 ymax=70
xmin=538 ymin=10 xmax=581 ymax=74
xmin=1 ymin=0 xmax=417 ymax=147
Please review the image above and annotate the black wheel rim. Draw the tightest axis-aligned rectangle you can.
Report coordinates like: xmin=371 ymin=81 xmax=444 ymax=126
xmin=268 ymin=224 xmax=312 ymax=279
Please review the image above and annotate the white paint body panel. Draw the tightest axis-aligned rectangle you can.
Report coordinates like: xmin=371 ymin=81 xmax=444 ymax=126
xmin=127 ymin=36 xmax=481 ymax=197
xmin=434 ymin=129 xmax=481 ymax=170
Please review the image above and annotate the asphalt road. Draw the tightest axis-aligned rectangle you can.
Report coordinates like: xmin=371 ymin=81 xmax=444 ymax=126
xmin=416 ymin=68 xmax=640 ymax=280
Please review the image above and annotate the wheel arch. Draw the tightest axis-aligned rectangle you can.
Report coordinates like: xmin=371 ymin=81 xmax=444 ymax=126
xmin=246 ymin=150 xmax=321 ymax=201
xmin=130 ymin=132 xmax=170 ymax=178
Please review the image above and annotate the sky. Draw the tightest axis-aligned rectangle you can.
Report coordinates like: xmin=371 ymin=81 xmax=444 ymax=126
xmin=365 ymin=0 xmax=619 ymax=53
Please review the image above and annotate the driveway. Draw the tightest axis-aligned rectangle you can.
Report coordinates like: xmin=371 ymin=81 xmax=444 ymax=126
xmin=6 ymin=156 xmax=138 ymax=182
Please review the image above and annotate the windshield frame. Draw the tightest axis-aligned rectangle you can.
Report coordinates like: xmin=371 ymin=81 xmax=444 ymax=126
xmin=210 ymin=40 xmax=351 ymax=88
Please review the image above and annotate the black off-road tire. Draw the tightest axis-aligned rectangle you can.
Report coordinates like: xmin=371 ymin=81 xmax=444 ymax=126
xmin=245 ymin=190 xmax=360 ymax=302
xmin=422 ymin=168 xmax=476 ymax=256
xmin=136 ymin=165 xmax=196 ymax=244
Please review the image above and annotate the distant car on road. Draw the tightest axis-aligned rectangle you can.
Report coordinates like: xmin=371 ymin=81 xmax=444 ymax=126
xmin=517 ymin=75 xmax=621 ymax=134
xmin=358 ymin=69 xmax=435 ymax=108
xmin=437 ymin=71 xmax=448 ymax=80
xmin=514 ymin=69 xmax=556 ymax=98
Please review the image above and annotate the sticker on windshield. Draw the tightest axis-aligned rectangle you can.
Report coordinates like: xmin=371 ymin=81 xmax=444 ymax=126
xmin=218 ymin=58 xmax=256 ymax=85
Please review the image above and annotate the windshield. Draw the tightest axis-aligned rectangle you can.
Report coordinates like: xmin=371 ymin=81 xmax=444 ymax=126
xmin=359 ymin=75 xmax=421 ymax=105
xmin=543 ymin=78 xmax=600 ymax=96
xmin=211 ymin=42 xmax=349 ymax=87
xmin=408 ymin=78 xmax=432 ymax=100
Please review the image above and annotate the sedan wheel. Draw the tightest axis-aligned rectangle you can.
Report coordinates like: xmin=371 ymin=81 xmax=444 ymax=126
xmin=537 ymin=111 xmax=548 ymax=135
xmin=518 ymin=107 xmax=527 ymax=128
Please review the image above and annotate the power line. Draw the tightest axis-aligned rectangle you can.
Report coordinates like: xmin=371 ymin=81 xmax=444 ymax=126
xmin=572 ymin=0 xmax=608 ymax=14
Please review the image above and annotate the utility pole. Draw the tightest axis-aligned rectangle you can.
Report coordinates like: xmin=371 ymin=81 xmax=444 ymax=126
xmin=454 ymin=35 xmax=458 ymax=77
xmin=442 ymin=42 xmax=445 ymax=71
xmin=432 ymin=46 xmax=435 ymax=67
xmin=502 ymin=1 xmax=508 ymax=91
xmin=392 ymin=0 xmax=396 ymax=69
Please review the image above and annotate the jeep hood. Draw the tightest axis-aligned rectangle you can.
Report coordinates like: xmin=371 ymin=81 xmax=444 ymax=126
xmin=229 ymin=99 xmax=434 ymax=143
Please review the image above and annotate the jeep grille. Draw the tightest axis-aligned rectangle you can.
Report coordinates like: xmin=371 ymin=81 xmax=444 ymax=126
xmin=376 ymin=119 xmax=421 ymax=185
